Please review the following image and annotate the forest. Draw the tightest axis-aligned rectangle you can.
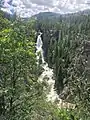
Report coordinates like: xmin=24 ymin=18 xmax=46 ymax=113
xmin=0 ymin=8 xmax=90 ymax=120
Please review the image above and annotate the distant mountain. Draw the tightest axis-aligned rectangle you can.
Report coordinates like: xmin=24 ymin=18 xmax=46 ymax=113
xmin=0 ymin=9 xmax=16 ymax=21
xmin=33 ymin=12 xmax=60 ymax=20
xmin=32 ymin=12 xmax=62 ymax=23
xmin=1 ymin=8 xmax=90 ymax=22
xmin=32 ymin=9 xmax=90 ymax=22
xmin=77 ymin=9 xmax=90 ymax=15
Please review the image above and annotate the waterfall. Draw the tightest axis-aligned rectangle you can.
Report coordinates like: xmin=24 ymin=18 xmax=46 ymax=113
xmin=36 ymin=32 xmax=60 ymax=102
xmin=36 ymin=32 xmax=44 ymax=64
xmin=36 ymin=32 xmax=75 ymax=109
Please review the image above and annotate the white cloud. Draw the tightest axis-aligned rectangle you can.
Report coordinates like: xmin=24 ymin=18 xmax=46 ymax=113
xmin=1 ymin=0 xmax=90 ymax=17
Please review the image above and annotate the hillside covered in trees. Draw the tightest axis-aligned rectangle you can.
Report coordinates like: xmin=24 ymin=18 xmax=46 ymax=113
xmin=0 ymin=8 xmax=90 ymax=120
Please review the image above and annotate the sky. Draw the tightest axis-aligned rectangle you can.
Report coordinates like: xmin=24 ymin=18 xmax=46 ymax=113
xmin=1 ymin=0 xmax=90 ymax=17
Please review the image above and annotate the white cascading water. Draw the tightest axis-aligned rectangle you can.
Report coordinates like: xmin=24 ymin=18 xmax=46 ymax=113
xmin=36 ymin=32 xmax=61 ymax=101
xmin=36 ymin=32 xmax=44 ymax=64
xmin=36 ymin=32 xmax=75 ymax=109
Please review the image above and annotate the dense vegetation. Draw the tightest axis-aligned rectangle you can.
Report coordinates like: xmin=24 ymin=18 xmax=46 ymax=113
xmin=0 ymin=10 xmax=80 ymax=120
xmin=0 ymin=8 xmax=90 ymax=120
xmin=35 ymin=12 xmax=90 ymax=119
